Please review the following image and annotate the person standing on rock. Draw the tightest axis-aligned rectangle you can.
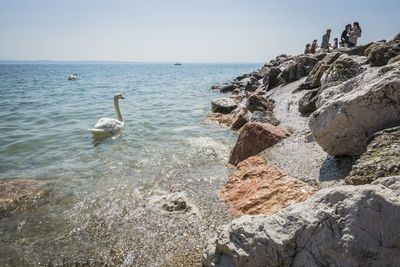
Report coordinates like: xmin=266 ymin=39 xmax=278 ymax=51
xmin=348 ymin=22 xmax=362 ymax=48
xmin=321 ymin=29 xmax=331 ymax=51
xmin=310 ymin=40 xmax=318 ymax=54
xmin=341 ymin=24 xmax=351 ymax=47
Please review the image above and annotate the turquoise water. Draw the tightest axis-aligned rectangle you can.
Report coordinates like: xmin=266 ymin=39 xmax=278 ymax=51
xmin=0 ymin=63 xmax=259 ymax=266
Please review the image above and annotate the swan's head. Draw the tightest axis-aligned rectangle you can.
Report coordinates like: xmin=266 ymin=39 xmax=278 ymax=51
xmin=114 ymin=93 xmax=125 ymax=100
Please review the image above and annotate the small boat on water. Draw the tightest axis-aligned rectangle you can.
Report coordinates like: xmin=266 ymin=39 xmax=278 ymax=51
xmin=68 ymin=73 xmax=77 ymax=80
xmin=174 ymin=63 xmax=182 ymax=66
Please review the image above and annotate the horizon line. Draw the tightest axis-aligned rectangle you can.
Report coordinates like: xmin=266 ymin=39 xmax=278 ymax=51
xmin=0 ymin=59 xmax=265 ymax=65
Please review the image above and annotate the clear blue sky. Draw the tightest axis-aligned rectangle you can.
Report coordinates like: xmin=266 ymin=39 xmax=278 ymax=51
xmin=1 ymin=0 xmax=399 ymax=63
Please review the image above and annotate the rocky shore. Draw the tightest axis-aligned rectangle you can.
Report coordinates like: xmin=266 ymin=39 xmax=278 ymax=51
xmin=204 ymin=33 xmax=400 ymax=266
xmin=1 ymin=34 xmax=399 ymax=266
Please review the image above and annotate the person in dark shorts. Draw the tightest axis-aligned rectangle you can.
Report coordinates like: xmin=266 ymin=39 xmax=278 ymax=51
xmin=341 ymin=24 xmax=351 ymax=47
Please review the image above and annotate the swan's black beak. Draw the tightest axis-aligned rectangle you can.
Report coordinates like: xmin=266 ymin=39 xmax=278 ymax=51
xmin=121 ymin=96 xmax=125 ymax=99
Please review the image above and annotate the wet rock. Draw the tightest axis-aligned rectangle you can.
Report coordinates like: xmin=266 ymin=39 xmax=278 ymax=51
xmin=211 ymin=97 xmax=238 ymax=114
xmin=245 ymin=95 xmax=275 ymax=113
xmin=206 ymin=106 xmax=248 ymax=130
xmin=346 ymin=126 xmax=400 ymax=185
xmin=320 ymin=54 xmax=365 ymax=89
xmin=250 ymin=110 xmax=280 ymax=126
xmin=149 ymin=192 xmax=201 ymax=218
xmin=203 ymin=176 xmax=400 ymax=267
xmin=298 ymin=87 xmax=321 ymax=114
xmin=229 ymin=122 xmax=290 ymax=166
xmin=0 ymin=179 xmax=50 ymax=218
xmin=309 ymin=62 xmax=400 ymax=156
xmin=220 ymin=156 xmax=316 ymax=217
xmin=209 ymin=85 xmax=220 ymax=91
xmin=367 ymin=33 xmax=400 ymax=66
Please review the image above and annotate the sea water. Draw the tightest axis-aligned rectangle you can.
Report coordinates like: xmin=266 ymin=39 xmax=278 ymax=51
xmin=0 ymin=63 xmax=260 ymax=266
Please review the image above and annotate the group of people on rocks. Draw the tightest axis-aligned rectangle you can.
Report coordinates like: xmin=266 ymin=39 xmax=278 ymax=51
xmin=305 ymin=22 xmax=362 ymax=54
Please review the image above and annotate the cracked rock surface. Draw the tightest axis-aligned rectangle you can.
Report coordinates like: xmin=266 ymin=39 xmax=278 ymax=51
xmin=346 ymin=126 xmax=400 ymax=185
xmin=202 ymin=176 xmax=400 ymax=267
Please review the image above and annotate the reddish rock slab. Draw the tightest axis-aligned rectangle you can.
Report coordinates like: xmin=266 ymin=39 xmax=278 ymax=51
xmin=229 ymin=122 xmax=290 ymax=166
xmin=246 ymin=95 xmax=275 ymax=113
xmin=206 ymin=107 xmax=248 ymax=130
xmin=220 ymin=156 xmax=316 ymax=217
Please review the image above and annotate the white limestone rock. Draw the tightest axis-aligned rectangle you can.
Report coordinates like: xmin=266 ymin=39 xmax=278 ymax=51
xmin=309 ymin=62 xmax=400 ymax=156
xmin=202 ymin=176 xmax=400 ymax=267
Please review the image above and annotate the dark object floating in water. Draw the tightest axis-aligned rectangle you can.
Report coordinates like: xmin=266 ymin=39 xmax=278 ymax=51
xmin=174 ymin=63 xmax=182 ymax=65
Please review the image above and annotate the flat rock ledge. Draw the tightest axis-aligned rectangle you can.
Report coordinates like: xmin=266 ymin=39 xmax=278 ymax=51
xmin=203 ymin=176 xmax=400 ymax=267
xmin=220 ymin=156 xmax=316 ymax=217
xmin=0 ymin=179 xmax=50 ymax=218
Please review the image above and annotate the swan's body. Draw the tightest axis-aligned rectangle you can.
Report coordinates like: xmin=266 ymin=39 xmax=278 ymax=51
xmin=68 ymin=74 xmax=77 ymax=80
xmin=89 ymin=93 xmax=125 ymax=136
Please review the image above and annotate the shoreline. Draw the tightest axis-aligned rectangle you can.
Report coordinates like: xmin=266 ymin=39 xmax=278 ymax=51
xmin=203 ymin=33 xmax=400 ymax=266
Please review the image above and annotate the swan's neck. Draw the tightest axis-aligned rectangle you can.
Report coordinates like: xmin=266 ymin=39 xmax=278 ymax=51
xmin=114 ymin=97 xmax=123 ymax=121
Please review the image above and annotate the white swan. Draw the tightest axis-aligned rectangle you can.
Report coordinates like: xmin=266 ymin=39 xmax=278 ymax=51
xmin=89 ymin=93 xmax=125 ymax=136
xmin=68 ymin=74 xmax=77 ymax=80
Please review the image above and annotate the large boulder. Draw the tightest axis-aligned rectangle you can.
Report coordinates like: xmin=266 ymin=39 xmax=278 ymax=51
xmin=220 ymin=156 xmax=316 ymax=217
xmin=245 ymin=95 xmax=275 ymax=113
xmin=244 ymin=77 xmax=261 ymax=92
xmin=388 ymin=54 xmax=400 ymax=64
xmin=339 ymin=42 xmax=374 ymax=56
xmin=297 ymin=52 xmax=342 ymax=91
xmin=319 ymin=54 xmax=365 ymax=89
xmin=298 ymin=88 xmax=321 ymax=114
xmin=206 ymin=106 xmax=248 ymax=130
xmin=250 ymin=110 xmax=280 ymax=126
xmin=278 ymin=55 xmax=320 ymax=84
xmin=211 ymin=97 xmax=238 ymax=114
xmin=367 ymin=33 xmax=400 ymax=66
xmin=269 ymin=54 xmax=294 ymax=67
xmin=202 ymin=176 xmax=400 ymax=267
xmin=0 ymin=179 xmax=50 ymax=218
xmin=228 ymin=123 xmax=290 ymax=166
xmin=255 ymin=65 xmax=270 ymax=77
xmin=309 ymin=62 xmax=400 ymax=156
xmin=262 ymin=67 xmax=282 ymax=90
xmin=346 ymin=126 xmax=400 ymax=185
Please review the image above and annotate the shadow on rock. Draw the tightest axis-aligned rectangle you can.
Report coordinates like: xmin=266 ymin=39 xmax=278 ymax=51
xmin=318 ymin=154 xmax=357 ymax=182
